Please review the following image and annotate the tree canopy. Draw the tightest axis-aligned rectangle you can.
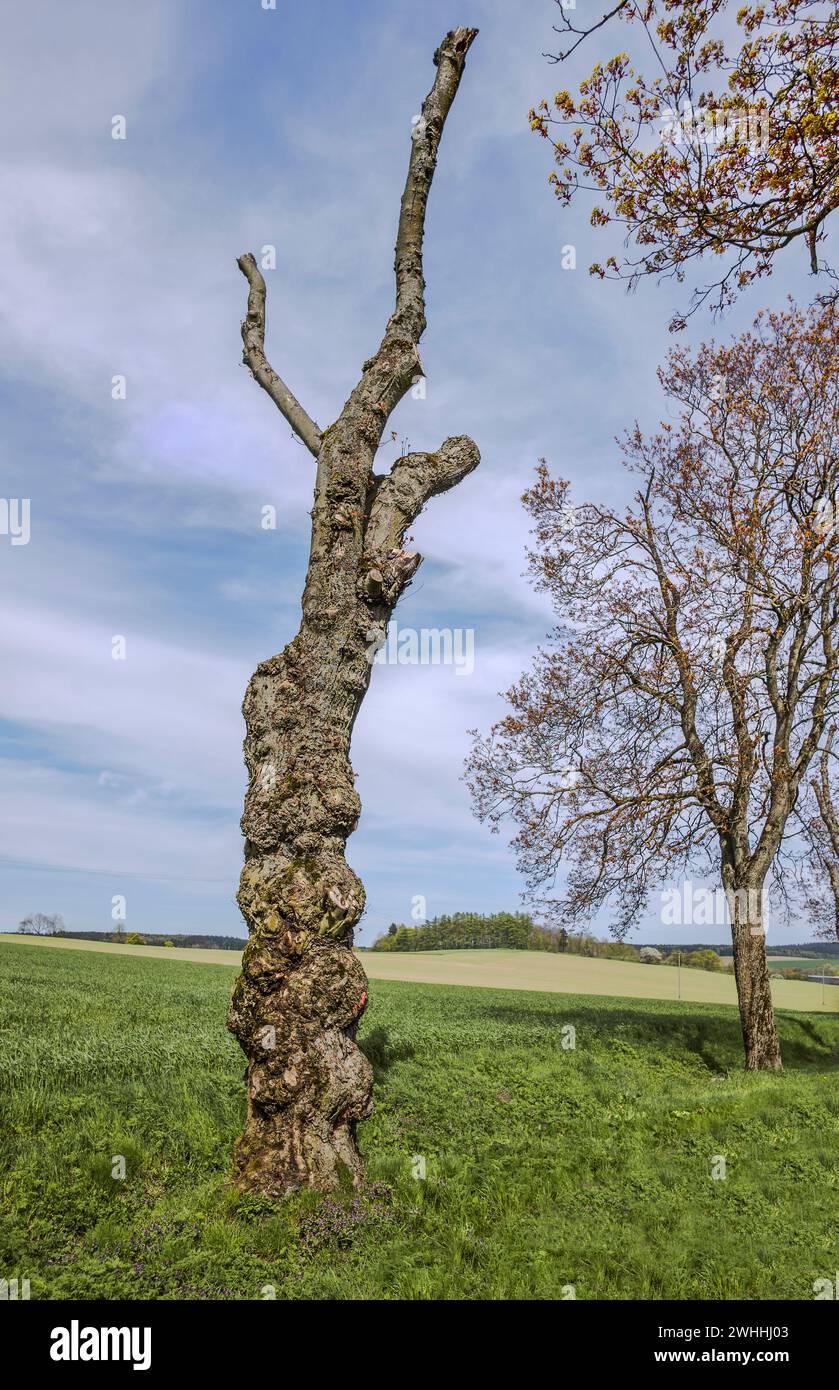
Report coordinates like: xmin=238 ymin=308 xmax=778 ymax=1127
xmin=530 ymin=0 xmax=839 ymax=326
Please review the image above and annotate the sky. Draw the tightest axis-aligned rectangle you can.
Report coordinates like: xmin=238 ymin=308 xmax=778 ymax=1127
xmin=0 ymin=0 xmax=822 ymax=946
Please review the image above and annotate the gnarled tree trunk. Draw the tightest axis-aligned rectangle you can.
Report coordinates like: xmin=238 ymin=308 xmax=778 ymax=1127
xmin=226 ymin=28 xmax=480 ymax=1196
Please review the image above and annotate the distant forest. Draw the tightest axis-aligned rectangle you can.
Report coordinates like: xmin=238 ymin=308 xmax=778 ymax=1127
xmin=371 ymin=912 xmax=535 ymax=952
xmin=369 ymin=914 xmax=838 ymax=960
xmin=58 ymin=931 xmax=245 ymax=951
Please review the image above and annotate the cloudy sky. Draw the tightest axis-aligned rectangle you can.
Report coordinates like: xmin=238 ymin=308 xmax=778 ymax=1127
xmin=0 ymin=0 xmax=818 ymax=945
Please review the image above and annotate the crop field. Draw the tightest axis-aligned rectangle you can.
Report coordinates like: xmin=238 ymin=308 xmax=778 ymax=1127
xmin=359 ymin=946 xmax=839 ymax=1012
xmin=1 ymin=938 xmax=838 ymax=1300
xmin=3 ymin=934 xmax=838 ymax=1013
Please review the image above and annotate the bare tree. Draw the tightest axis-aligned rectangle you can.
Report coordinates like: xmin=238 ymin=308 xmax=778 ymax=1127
xmin=226 ymin=29 xmax=480 ymax=1195
xmin=468 ymin=302 xmax=839 ymax=1070
xmin=19 ymin=913 xmax=65 ymax=936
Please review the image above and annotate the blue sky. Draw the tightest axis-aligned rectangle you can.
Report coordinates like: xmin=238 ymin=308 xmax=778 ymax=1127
xmin=0 ymin=0 xmax=819 ymax=945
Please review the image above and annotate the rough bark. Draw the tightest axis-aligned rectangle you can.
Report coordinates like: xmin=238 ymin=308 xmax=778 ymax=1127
xmin=227 ymin=28 xmax=480 ymax=1196
xmin=725 ymin=877 xmax=782 ymax=1070
xmin=731 ymin=932 xmax=782 ymax=1070
xmin=724 ymin=933 xmax=782 ymax=1068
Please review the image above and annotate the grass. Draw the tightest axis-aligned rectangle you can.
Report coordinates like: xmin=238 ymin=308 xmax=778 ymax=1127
xmin=1 ymin=939 xmax=838 ymax=1300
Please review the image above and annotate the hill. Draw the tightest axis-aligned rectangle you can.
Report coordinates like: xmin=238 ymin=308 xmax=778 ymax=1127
xmin=1 ymin=938 xmax=838 ymax=1299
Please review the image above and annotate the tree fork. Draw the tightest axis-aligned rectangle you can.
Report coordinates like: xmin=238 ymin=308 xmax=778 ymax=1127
xmin=227 ymin=28 xmax=480 ymax=1196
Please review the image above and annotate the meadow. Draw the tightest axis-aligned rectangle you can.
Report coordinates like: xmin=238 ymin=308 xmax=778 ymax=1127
xmin=1 ymin=938 xmax=838 ymax=1300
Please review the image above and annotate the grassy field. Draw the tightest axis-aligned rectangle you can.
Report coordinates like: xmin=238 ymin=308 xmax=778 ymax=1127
xmin=1 ymin=938 xmax=838 ymax=1300
xmin=768 ymin=957 xmax=839 ymax=971
xmin=3 ymin=934 xmax=837 ymax=1012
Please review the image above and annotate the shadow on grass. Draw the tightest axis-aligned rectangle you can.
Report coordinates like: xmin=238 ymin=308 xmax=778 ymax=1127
xmin=359 ymin=1027 xmax=415 ymax=1083
xmin=471 ymin=998 xmax=839 ymax=1073
xmin=780 ymin=1011 xmax=839 ymax=1066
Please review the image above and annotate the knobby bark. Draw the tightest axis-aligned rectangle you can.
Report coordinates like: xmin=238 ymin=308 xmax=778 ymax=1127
xmin=227 ymin=28 xmax=480 ymax=1195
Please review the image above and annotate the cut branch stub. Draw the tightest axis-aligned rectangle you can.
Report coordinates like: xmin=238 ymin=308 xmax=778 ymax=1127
xmin=365 ymin=436 xmax=481 ymax=558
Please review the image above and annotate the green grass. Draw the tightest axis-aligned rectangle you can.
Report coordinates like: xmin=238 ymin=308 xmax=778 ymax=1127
xmin=1 ymin=939 xmax=838 ymax=1300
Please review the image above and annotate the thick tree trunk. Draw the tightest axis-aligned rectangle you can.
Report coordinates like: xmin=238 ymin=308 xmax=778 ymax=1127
xmin=226 ymin=29 xmax=479 ymax=1195
xmin=726 ymin=881 xmax=782 ymax=1070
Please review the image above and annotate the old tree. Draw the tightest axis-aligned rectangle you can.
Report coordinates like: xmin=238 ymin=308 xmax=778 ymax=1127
xmin=468 ymin=303 xmax=839 ymax=1070
xmin=227 ymin=29 xmax=480 ymax=1194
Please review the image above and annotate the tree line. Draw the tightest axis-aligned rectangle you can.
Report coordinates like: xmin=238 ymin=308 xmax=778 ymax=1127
xmin=371 ymin=912 xmax=534 ymax=952
xmin=370 ymin=914 xmax=730 ymax=972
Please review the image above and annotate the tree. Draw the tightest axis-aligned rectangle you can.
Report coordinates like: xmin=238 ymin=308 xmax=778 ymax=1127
xmin=467 ymin=301 xmax=839 ymax=1069
xmin=800 ymin=724 xmax=839 ymax=937
xmin=226 ymin=29 xmax=480 ymax=1196
xmin=639 ymin=946 xmax=663 ymax=963
xmin=665 ymin=949 xmax=722 ymax=971
xmin=19 ymin=913 xmax=65 ymax=936
xmin=530 ymin=0 xmax=839 ymax=326
xmin=124 ymin=933 xmax=146 ymax=945
xmin=688 ymin=949 xmax=724 ymax=973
